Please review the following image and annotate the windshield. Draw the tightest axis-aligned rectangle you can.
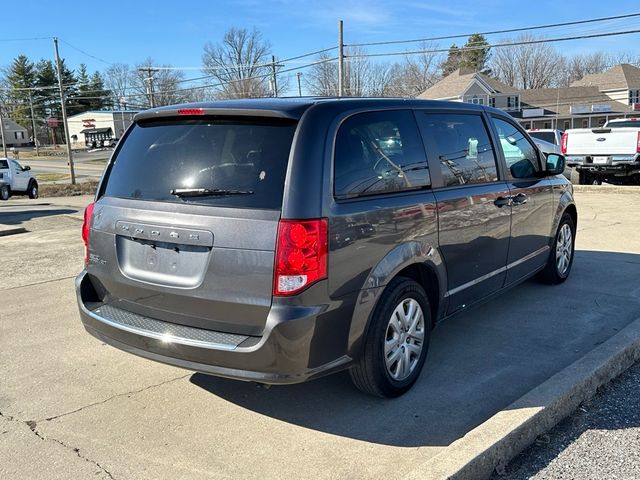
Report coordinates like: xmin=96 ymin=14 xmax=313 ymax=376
xmin=607 ymin=120 xmax=640 ymax=128
xmin=102 ymin=117 xmax=297 ymax=209
xmin=528 ymin=131 xmax=557 ymax=144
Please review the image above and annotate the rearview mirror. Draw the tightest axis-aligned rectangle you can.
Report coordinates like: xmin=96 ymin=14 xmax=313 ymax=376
xmin=22 ymin=165 xmax=31 ymax=171
xmin=545 ymin=154 xmax=565 ymax=176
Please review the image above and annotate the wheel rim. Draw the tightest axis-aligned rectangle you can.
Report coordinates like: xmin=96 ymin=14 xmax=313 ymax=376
xmin=555 ymin=223 xmax=573 ymax=276
xmin=384 ymin=298 xmax=425 ymax=381
xmin=32 ymin=186 xmax=37 ymax=197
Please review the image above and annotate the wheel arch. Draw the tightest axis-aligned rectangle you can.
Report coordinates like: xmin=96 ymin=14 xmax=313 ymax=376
xmin=346 ymin=241 xmax=447 ymax=361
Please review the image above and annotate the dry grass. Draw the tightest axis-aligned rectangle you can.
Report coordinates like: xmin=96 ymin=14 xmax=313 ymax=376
xmin=40 ymin=181 xmax=98 ymax=197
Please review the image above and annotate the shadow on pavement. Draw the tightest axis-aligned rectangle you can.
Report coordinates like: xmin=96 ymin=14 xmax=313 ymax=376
xmin=190 ymin=250 xmax=640 ymax=448
xmin=0 ymin=208 xmax=77 ymax=225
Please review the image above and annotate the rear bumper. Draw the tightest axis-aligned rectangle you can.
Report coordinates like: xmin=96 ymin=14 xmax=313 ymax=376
xmin=76 ymin=271 xmax=352 ymax=384
xmin=566 ymin=155 xmax=640 ymax=173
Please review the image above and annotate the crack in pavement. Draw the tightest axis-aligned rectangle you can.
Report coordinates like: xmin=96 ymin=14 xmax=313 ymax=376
xmin=1 ymin=410 xmax=113 ymax=479
xmin=24 ymin=419 xmax=116 ymax=480
xmin=1 ymin=373 xmax=190 ymax=480
xmin=42 ymin=373 xmax=191 ymax=422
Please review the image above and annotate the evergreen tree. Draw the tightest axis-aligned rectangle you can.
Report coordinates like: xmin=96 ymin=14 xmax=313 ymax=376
xmin=461 ymin=33 xmax=491 ymax=74
xmin=441 ymin=44 xmax=462 ymax=76
xmin=89 ymin=71 xmax=110 ymax=110
xmin=6 ymin=55 xmax=35 ymax=128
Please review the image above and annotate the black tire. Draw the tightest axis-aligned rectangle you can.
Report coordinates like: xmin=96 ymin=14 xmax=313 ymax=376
xmin=591 ymin=177 xmax=602 ymax=185
xmin=538 ymin=212 xmax=576 ymax=285
xmin=28 ymin=181 xmax=38 ymax=199
xmin=0 ymin=185 xmax=9 ymax=201
xmin=350 ymin=277 xmax=432 ymax=398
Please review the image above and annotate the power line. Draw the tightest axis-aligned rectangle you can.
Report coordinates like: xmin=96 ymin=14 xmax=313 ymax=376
xmin=0 ymin=36 xmax=53 ymax=42
xmin=58 ymin=39 xmax=114 ymax=66
xmin=348 ymin=12 xmax=640 ymax=47
xmin=347 ymin=28 xmax=640 ymax=59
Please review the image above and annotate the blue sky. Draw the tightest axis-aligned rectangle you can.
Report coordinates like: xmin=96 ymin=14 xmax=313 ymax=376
xmin=2 ymin=0 xmax=640 ymax=82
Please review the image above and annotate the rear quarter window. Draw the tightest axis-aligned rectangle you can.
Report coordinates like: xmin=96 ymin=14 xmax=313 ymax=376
xmin=102 ymin=117 xmax=297 ymax=209
xmin=334 ymin=110 xmax=430 ymax=199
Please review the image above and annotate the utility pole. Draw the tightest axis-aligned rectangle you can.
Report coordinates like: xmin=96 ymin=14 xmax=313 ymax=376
xmin=28 ymin=91 xmax=39 ymax=156
xmin=338 ymin=20 xmax=345 ymax=97
xmin=0 ymin=103 xmax=7 ymax=157
xmin=271 ymin=55 xmax=283 ymax=97
xmin=296 ymin=72 xmax=303 ymax=96
xmin=53 ymin=37 xmax=76 ymax=184
xmin=138 ymin=67 xmax=159 ymax=108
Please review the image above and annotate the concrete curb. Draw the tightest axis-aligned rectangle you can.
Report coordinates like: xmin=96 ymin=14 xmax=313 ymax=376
xmin=0 ymin=226 xmax=27 ymax=237
xmin=573 ymin=185 xmax=640 ymax=193
xmin=403 ymin=316 xmax=640 ymax=480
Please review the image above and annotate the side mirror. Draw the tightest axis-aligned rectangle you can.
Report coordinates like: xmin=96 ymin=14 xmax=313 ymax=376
xmin=23 ymin=165 xmax=31 ymax=171
xmin=545 ymin=153 xmax=565 ymax=176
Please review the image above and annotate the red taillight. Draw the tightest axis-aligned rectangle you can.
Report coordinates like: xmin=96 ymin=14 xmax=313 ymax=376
xmin=274 ymin=219 xmax=328 ymax=296
xmin=561 ymin=132 xmax=568 ymax=154
xmin=177 ymin=108 xmax=205 ymax=115
xmin=82 ymin=202 xmax=95 ymax=266
xmin=636 ymin=131 xmax=640 ymax=153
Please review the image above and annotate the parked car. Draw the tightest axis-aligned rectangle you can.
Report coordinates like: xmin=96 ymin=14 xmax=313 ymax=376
xmin=76 ymin=99 xmax=576 ymax=397
xmin=0 ymin=157 xmax=39 ymax=200
xmin=527 ymin=129 xmax=563 ymax=146
xmin=531 ymin=137 xmax=572 ymax=181
xmin=562 ymin=118 xmax=640 ymax=185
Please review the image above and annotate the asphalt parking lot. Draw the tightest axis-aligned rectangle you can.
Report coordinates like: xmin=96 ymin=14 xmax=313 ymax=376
xmin=1 ymin=189 xmax=639 ymax=479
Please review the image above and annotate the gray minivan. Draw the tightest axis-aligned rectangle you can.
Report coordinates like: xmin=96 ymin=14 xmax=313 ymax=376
xmin=76 ymin=98 xmax=576 ymax=397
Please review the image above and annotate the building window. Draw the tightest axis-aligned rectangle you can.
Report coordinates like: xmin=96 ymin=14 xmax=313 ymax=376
xmin=469 ymin=96 xmax=484 ymax=105
xmin=543 ymin=122 xmax=551 ymax=129
xmin=507 ymin=96 xmax=520 ymax=110
xmin=489 ymin=97 xmax=495 ymax=108
xmin=14 ymin=131 xmax=24 ymax=140
xmin=598 ymin=118 xmax=606 ymax=127
xmin=629 ymin=90 xmax=640 ymax=105
xmin=582 ymin=119 xmax=589 ymax=128
xmin=563 ymin=120 xmax=570 ymax=130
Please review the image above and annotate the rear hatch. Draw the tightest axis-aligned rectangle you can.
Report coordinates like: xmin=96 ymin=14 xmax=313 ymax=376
xmin=565 ymin=127 xmax=639 ymax=156
xmin=87 ymin=114 xmax=297 ymax=336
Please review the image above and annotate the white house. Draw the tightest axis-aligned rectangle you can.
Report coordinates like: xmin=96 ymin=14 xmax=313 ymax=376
xmin=67 ymin=110 xmax=139 ymax=147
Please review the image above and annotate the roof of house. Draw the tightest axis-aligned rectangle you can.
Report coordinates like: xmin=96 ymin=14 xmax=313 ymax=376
xmin=1 ymin=118 xmax=28 ymax=131
xmin=570 ymin=64 xmax=640 ymax=90
xmin=418 ymin=68 xmax=518 ymax=99
xmin=520 ymin=86 xmax=630 ymax=115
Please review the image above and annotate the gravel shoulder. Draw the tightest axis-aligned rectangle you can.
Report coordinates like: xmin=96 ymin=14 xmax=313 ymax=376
xmin=493 ymin=361 xmax=640 ymax=479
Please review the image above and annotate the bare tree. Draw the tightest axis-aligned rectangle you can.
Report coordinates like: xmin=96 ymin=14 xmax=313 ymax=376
xmin=491 ymin=34 xmax=564 ymax=90
xmin=130 ymin=58 xmax=188 ymax=107
xmin=305 ymin=52 xmax=338 ymax=96
xmin=104 ymin=63 xmax=130 ymax=108
xmin=202 ymin=27 xmax=272 ymax=98
xmin=387 ymin=42 xmax=442 ymax=96
xmin=556 ymin=51 xmax=610 ymax=86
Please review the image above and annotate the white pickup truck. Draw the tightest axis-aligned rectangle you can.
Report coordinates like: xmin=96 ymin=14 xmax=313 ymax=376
xmin=562 ymin=118 xmax=640 ymax=185
xmin=0 ymin=157 xmax=39 ymax=200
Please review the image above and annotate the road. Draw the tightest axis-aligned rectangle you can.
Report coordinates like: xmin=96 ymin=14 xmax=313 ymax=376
xmin=1 ymin=190 xmax=639 ymax=479
xmin=18 ymin=150 xmax=108 ymax=181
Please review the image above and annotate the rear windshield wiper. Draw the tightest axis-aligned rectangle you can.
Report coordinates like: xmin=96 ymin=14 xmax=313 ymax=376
xmin=170 ymin=188 xmax=253 ymax=197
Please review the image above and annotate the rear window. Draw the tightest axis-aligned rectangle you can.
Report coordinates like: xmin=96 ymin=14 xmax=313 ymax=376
xmin=528 ymin=131 xmax=556 ymax=144
xmin=607 ymin=120 xmax=640 ymax=128
xmin=102 ymin=117 xmax=297 ymax=209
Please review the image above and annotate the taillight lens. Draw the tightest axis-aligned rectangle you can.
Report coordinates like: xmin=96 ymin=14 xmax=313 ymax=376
xmin=82 ymin=202 xmax=95 ymax=266
xmin=636 ymin=131 xmax=640 ymax=153
xmin=274 ymin=219 xmax=328 ymax=296
xmin=561 ymin=132 xmax=568 ymax=154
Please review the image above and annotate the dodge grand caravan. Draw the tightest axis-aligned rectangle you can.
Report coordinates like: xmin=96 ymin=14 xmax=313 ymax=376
xmin=76 ymin=98 xmax=576 ymax=397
